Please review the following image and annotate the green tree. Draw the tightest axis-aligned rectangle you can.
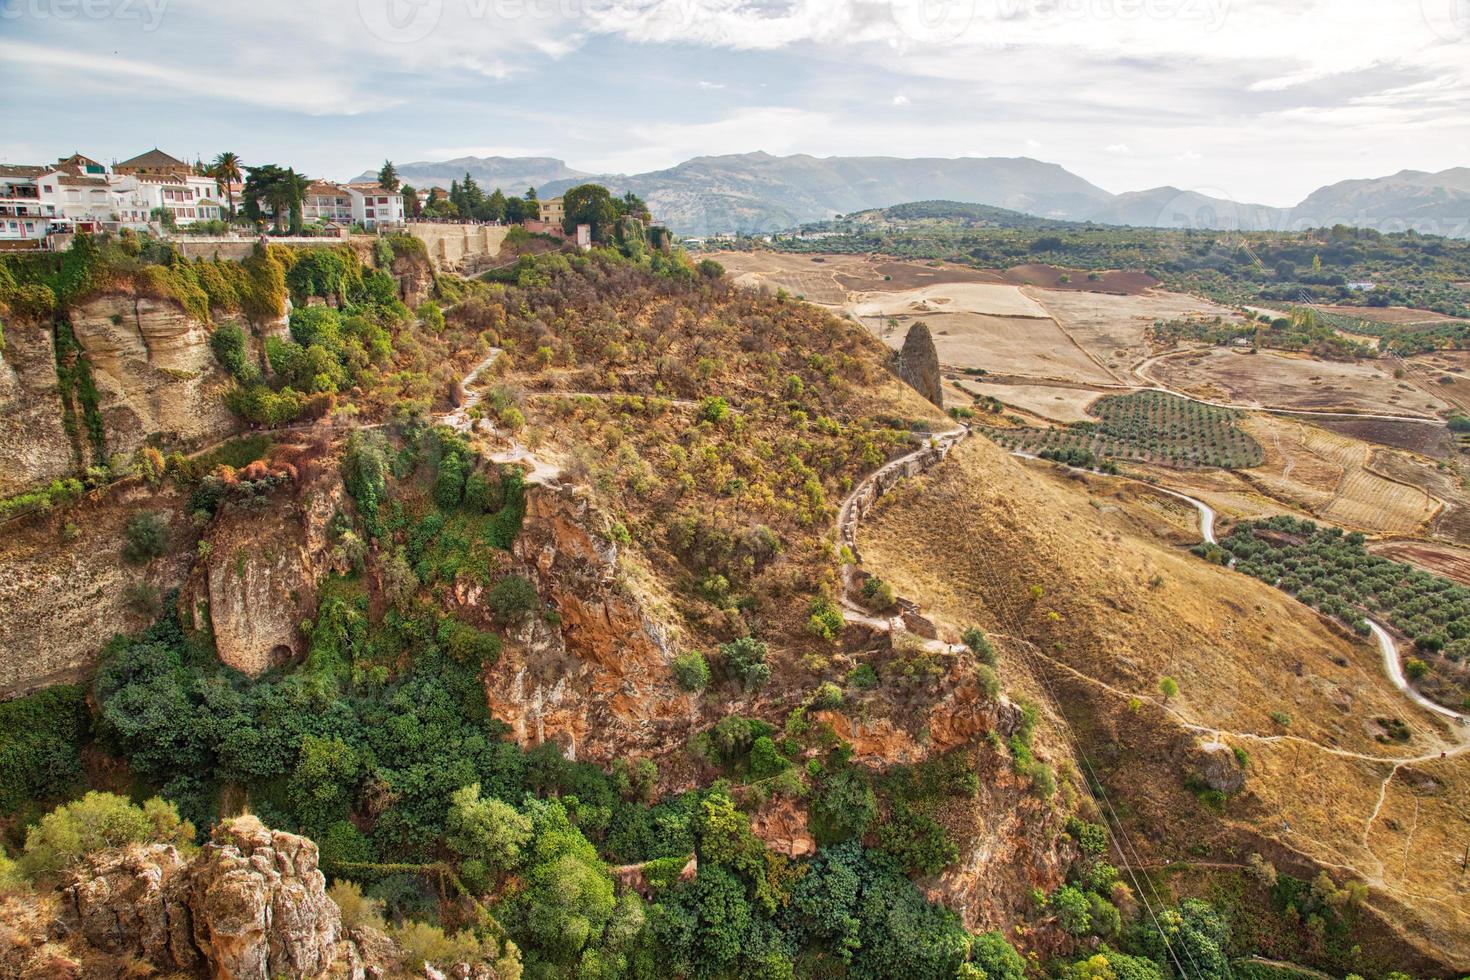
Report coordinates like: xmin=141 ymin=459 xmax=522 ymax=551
xmin=378 ymin=160 xmax=400 ymax=192
xmin=445 ymin=782 xmax=532 ymax=874
xmin=210 ymin=151 xmax=242 ymax=215
xmin=561 ymin=183 xmax=619 ymax=242
xmin=20 ymin=792 xmax=194 ymax=879
xmin=1158 ymin=675 xmax=1179 ymax=702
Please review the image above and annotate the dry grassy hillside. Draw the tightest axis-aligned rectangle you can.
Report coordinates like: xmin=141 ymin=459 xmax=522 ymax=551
xmin=858 ymin=435 xmax=1470 ymax=972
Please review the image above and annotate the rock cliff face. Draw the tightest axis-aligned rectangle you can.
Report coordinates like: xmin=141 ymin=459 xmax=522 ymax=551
xmin=0 ymin=481 xmax=195 ymax=694
xmin=0 ymin=319 xmax=76 ymax=496
xmin=187 ymin=450 xmax=345 ymax=677
xmin=887 ymin=322 xmax=943 ymax=407
xmin=68 ymin=293 xmax=242 ymax=462
xmin=57 ymin=815 xmax=340 ymax=980
xmin=477 ymin=483 xmax=691 ymax=762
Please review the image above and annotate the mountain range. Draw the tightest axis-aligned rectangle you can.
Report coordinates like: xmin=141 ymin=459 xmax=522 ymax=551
xmin=356 ymin=153 xmax=1470 ymax=239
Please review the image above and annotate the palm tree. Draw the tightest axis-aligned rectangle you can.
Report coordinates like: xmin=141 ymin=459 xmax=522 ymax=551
xmin=212 ymin=152 xmax=242 ymax=216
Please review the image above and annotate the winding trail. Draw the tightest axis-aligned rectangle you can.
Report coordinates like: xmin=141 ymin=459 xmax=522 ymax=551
xmin=834 ymin=425 xmax=970 ymax=652
xmin=1008 ymin=449 xmax=1466 ymax=727
xmin=443 ymin=349 xmax=562 ymax=484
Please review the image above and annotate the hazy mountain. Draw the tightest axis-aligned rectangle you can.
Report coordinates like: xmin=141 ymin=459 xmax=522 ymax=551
xmin=1286 ymin=168 xmax=1470 ymax=235
xmin=351 ymin=155 xmax=589 ymax=193
xmin=540 ymin=152 xmax=1114 ymax=236
xmin=1083 ymin=187 xmax=1288 ymax=232
xmin=368 ymin=152 xmax=1470 ymax=238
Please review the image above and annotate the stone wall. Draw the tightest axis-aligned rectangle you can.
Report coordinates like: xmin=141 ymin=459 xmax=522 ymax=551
xmin=408 ymin=222 xmax=510 ymax=273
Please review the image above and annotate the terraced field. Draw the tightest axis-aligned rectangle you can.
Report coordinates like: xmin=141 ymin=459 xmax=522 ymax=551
xmin=1241 ymin=416 xmax=1441 ymax=536
xmin=985 ymin=390 xmax=1263 ymax=468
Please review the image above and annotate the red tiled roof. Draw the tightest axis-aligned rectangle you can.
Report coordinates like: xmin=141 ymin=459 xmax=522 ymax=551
xmin=116 ymin=148 xmax=187 ymax=170
xmin=0 ymin=164 xmax=47 ymax=178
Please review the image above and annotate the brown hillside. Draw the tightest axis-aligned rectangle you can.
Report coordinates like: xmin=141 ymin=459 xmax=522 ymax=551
xmin=857 ymin=435 xmax=1470 ymax=972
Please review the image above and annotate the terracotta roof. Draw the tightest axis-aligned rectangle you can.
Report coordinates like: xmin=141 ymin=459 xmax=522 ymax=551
xmin=0 ymin=164 xmax=47 ymax=178
xmin=134 ymin=174 xmax=187 ymax=185
xmin=305 ymin=181 xmax=349 ymax=197
xmin=57 ymin=175 xmax=109 ymax=187
xmin=116 ymin=148 xmax=187 ymax=170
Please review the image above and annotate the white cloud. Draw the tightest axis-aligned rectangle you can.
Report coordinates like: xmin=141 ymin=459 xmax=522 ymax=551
xmin=1106 ymin=143 xmax=1133 ymax=155
xmin=891 ymin=94 xmax=910 ymax=105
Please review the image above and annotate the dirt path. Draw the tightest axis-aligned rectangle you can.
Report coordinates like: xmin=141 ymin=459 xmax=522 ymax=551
xmin=835 ymin=425 xmax=970 ymax=653
xmin=445 ymin=349 xmax=562 ymax=484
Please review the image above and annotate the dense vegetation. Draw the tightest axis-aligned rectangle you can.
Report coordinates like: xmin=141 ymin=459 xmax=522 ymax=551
xmin=1149 ymin=308 xmax=1373 ymax=361
xmin=747 ymin=218 xmax=1470 ymax=318
xmin=987 ymin=391 xmax=1263 ymax=469
xmin=1209 ymin=516 xmax=1470 ymax=711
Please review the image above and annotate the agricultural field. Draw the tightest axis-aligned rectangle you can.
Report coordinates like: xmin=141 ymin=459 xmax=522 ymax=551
xmin=1213 ymin=516 xmax=1470 ymax=712
xmin=1239 ymin=416 xmax=1442 ymax=536
xmin=1370 ymin=539 xmax=1470 ymax=587
xmin=1026 ymin=286 xmax=1245 ymax=383
xmin=1147 ymin=347 xmax=1451 ymax=416
xmin=985 ymin=390 xmax=1263 ymax=469
xmin=950 ymin=378 xmax=1104 ymax=422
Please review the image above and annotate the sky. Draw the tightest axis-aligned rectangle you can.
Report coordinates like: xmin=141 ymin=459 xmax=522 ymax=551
xmin=1 ymin=0 xmax=1467 ymax=205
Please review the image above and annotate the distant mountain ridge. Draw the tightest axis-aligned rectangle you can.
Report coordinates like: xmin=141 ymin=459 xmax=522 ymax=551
xmin=349 ymin=155 xmax=589 ymax=194
xmin=358 ymin=151 xmax=1470 ymax=238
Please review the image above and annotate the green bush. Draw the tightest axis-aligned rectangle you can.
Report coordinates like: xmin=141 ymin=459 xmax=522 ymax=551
xmin=20 ymin=792 xmax=194 ymax=879
xmin=962 ymin=627 xmax=996 ymax=666
xmin=847 ymin=663 xmax=878 ymax=689
xmin=861 ymin=577 xmax=896 ymax=611
xmin=672 ymin=651 xmax=711 ymax=691
xmin=0 ymin=686 xmax=90 ymax=814
xmin=719 ymin=636 xmax=769 ymax=690
xmin=122 ymin=512 xmax=170 ymax=564
xmin=807 ymin=595 xmax=845 ymax=642
xmin=488 ymin=574 xmax=539 ymax=621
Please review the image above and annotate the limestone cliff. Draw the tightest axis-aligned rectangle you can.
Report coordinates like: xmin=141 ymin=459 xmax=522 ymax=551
xmin=49 ymin=815 xmax=340 ymax=980
xmin=0 ymin=481 xmax=196 ymax=694
xmin=186 ymin=447 xmax=344 ymax=678
xmin=475 ymin=483 xmax=692 ymax=762
xmin=68 ymin=293 xmax=242 ymax=462
xmin=0 ymin=319 xmax=76 ymax=495
xmin=888 ymin=321 xmax=943 ymax=407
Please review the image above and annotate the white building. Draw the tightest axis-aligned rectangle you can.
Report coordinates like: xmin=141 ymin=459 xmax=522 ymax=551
xmin=343 ymin=183 xmax=405 ymax=230
xmin=107 ymin=173 xmax=224 ymax=228
xmin=0 ymin=165 xmax=61 ymax=246
xmin=303 ymin=181 xmax=355 ymax=224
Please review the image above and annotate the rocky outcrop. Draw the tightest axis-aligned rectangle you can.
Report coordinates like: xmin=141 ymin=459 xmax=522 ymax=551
xmin=0 ymin=482 xmax=195 ymax=695
xmin=0 ymin=319 xmax=76 ymax=496
xmin=184 ymin=438 xmax=345 ymax=677
xmin=69 ymin=293 xmax=241 ymax=462
xmin=57 ymin=815 xmax=339 ymax=980
xmin=190 ymin=815 xmax=341 ymax=979
xmin=392 ymin=251 xmax=435 ymax=308
xmin=61 ymin=843 xmax=201 ymax=972
xmin=887 ymin=322 xmax=942 ymax=407
xmin=477 ymin=483 xmax=690 ymax=762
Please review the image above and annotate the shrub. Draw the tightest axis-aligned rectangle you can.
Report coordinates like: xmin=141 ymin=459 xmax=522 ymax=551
xmin=1405 ymin=657 xmax=1430 ymax=681
xmin=807 ymin=595 xmax=845 ymax=642
xmin=672 ymin=651 xmax=711 ymax=691
xmin=962 ymin=627 xmax=996 ymax=666
xmin=847 ymin=663 xmax=878 ymax=689
xmin=20 ymin=792 xmax=194 ymax=879
xmin=488 ymin=573 xmax=539 ymax=621
xmin=748 ymin=736 xmax=789 ymax=779
xmin=973 ymin=663 xmax=1000 ymax=698
xmin=719 ymin=636 xmax=769 ymax=689
xmin=1158 ymin=676 xmax=1179 ymax=701
xmin=811 ymin=682 xmax=844 ymax=710
xmin=124 ymin=580 xmax=163 ymax=617
xmin=861 ymin=577 xmax=896 ymax=611
xmin=122 ymin=511 xmax=170 ymax=564
xmin=328 ymin=879 xmax=386 ymax=931
xmin=699 ymin=396 xmax=730 ymax=424
xmin=391 ymin=920 xmax=485 ymax=972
